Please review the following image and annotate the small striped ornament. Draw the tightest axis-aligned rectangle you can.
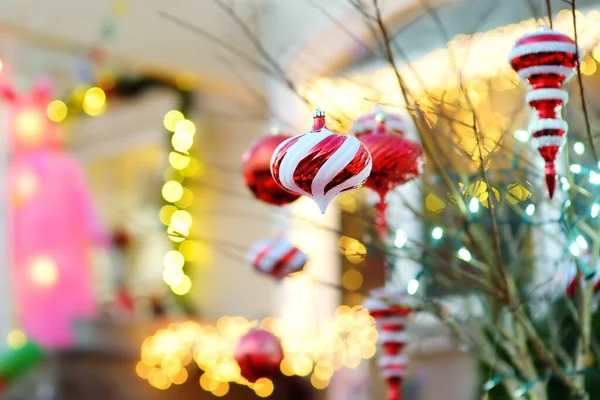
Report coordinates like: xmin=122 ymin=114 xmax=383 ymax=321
xmin=270 ymin=109 xmax=372 ymax=213
xmin=509 ymin=27 xmax=581 ymax=199
xmin=350 ymin=104 xmax=408 ymax=137
xmin=247 ymin=236 xmax=308 ymax=280
xmin=364 ymin=287 xmax=416 ymax=400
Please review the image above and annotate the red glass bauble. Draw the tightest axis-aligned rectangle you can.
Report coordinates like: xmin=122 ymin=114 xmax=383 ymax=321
xmin=242 ymin=134 xmax=301 ymax=206
xmin=359 ymin=128 xmax=423 ymax=202
xmin=233 ymin=329 xmax=283 ymax=383
xmin=509 ymin=28 xmax=578 ymax=89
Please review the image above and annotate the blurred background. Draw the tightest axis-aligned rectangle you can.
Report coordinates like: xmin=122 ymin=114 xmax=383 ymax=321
xmin=0 ymin=0 xmax=598 ymax=399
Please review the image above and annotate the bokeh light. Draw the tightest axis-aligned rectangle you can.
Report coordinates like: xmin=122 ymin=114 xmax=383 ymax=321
xmin=164 ymin=110 xmax=185 ymax=132
xmin=46 ymin=100 xmax=68 ymax=122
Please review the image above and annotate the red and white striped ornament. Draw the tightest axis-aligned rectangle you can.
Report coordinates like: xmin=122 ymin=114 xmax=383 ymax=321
xmin=509 ymin=27 xmax=581 ymax=199
xmin=351 ymin=105 xmax=408 ymax=137
xmin=247 ymin=236 xmax=308 ymax=280
xmin=270 ymin=109 xmax=372 ymax=213
xmin=363 ymin=287 xmax=416 ymax=400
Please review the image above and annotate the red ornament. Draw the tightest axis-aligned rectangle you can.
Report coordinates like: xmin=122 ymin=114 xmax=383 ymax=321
xmin=247 ymin=236 xmax=308 ymax=280
xmin=243 ymin=133 xmax=301 ymax=206
xmin=564 ymin=250 xmax=600 ymax=298
xmin=234 ymin=329 xmax=284 ymax=383
xmin=357 ymin=113 xmax=424 ymax=237
xmin=351 ymin=105 xmax=407 ymax=137
xmin=364 ymin=287 xmax=416 ymax=400
xmin=270 ymin=109 xmax=372 ymax=213
xmin=509 ymin=27 xmax=580 ymax=199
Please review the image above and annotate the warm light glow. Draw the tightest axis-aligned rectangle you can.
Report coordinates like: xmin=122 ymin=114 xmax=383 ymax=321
xmin=82 ymin=101 xmax=106 ymax=116
xmin=138 ymin=305 xmax=377 ymax=394
xmin=28 ymin=256 xmax=58 ymax=287
xmin=162 ymin=181 xmax=184 ymax=203
xmin=46 ymin=100 xmax=68 ymax=122
xmin=169 ymin=151 xmax=191 ymax=170
xmin=7 ymin=330 xmax=27 ymax=350
xmin=342 ymin=269 xmax=363 ymax=291
xmin=15 ymin=108 xmax=44 ymax=147
xmin=407 ymin=279 xmax=420 ymax=295
xmin=179 ymin=240 xmax=202 ymax=261
xmin=172 ymin=130 xmax=194 ymax=152
xmin=254 ymin=378 xmax=274 ymax=397
xmin=163 ymin=251 xmax=185 ymax=269
xmin=394 ymin=229 xmax=407 ymax=248
xmin=171 ymin=275 xmax=192 ymax=295
xmin=83 ymin=87 xmax=106 ymax=109
xmin=431 ymin=226 xmax=443 ymax=240
xmin=159 ymin=205 xmax=178 ymax=225
xmin=458 ymin=247 xmax=472 ymax=262
xmin=171 ymin=210 xmax=192 ymax=229
xmin=174 ymin=119 xmax=196 ymax=136
xmin=14 ymin=170 xmax=39 ymax=203
xmin=212 ymin=382 xmax=230 ymax=397
xmin=176 ymin=188 xmax=194 ymax=209
xmin=164 ymin=110 xmax=184 ymax=132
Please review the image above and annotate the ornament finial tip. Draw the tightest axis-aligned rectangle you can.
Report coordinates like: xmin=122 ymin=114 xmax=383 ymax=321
xmin=313 ymin=108 xmax=326 ymax=118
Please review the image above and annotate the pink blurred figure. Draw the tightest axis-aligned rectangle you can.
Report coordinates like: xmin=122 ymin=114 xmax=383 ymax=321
xmin=4 ymin=78 xmax=108 ymax=348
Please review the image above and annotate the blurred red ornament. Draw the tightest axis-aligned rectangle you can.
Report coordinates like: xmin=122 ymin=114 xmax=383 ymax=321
xmin=270 ymin=109 xmax=372 ymax=213
xmin=247 ymin=236 xmax=308 ymax=280
xmin=509 ymin=28 xmax=580 ymax=199
xmin=351 ymin=104 xmax=407 ymax=137
xmin=234 ymin=329 xmax=283 ymax=383
xmin=357 ymin=113 xmax=423 ymax=237
xmin=242 ymin=132 xmax=301 ymax=206
xmin=364 ymin=287 xmax=416 ymax=400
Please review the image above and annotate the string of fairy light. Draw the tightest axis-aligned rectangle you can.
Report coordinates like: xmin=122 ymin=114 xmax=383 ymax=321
xmin=160 ymin=110 xmax=201 ymax=296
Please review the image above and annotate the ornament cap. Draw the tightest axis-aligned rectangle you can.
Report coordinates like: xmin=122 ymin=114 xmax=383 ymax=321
xmin=312 ymin=109 xmax=326 ymax=131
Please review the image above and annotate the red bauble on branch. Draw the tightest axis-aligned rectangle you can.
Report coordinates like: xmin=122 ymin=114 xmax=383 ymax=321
xmin=356 ymin=112 xmax=424 ymax=236
xmin=270 ymin=109 xmax=372 ymax=213
xmin=234 ymin=328 xmax=284 ymax=383
xmin=509 ymin=27 xmax=580 ymax=199
xmin=243 ymin=132 xmax=301 ymax=206
xmin=247 ymin=236 xmax=308 ymax=280
xmin=364 ymin=287 xmax=416 ymax=400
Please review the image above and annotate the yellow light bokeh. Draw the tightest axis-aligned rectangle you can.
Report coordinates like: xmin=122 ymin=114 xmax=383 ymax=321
xmin=179 ymin=240 xmax=201 ymax=261
xmin=163 ymin=268 xmax=185 ymax=286
xmin=200 ymin=373 xmax=219 ymax=391
xmin=162 ymin=181 xmax=184 ymax=203
xmin=136 ymin=361 xmax=152 ymax=379
xmin=82 ymin=101 xmax=106 ymax=116
xmin=163 ymin=250 xmax=185 ymax=269
xmin=254 ymin=378 xmax=274 ymax=398
xmin=172 ymin=130 xmax=194 ymax=152
xmin=171 ymin=210 xmax=192 ymax=229
xmin=175 ymin=188 xmax=194 ymax=209
xmin=174 ymin=119 xmax=196 ymax=136
xmin=212 ymin=382 xmax=230 ymax=397
xmin=164 ymin=110 xmax=185 ymax=132
xmin=169 ymin=151 xmax=191 ymax=170
xmin=148 ymin=369 xmax=171 ymax=390
xmin=171 ymin=275 xmax=192 ymax=295
xmin=46 ymin=100 xmax=68 ymax=122
xmin=7 ymin=330 xmax=27 ymax=350
xmin=342 ymin=269 xmax=364 ymax=291
xmin=83 ymin=87 xmax=106 ymax=109
xmin=310 ymin=373 xmax=330 ymax=390
xmin=159 ymin=205 xmax=178 ymax=225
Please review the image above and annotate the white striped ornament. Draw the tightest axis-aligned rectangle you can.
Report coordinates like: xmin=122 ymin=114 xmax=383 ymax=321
xmin=246 ymin=236 xmax=308 ymax=279
xmin=270 ymin=109 xmax=372 ymax=213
